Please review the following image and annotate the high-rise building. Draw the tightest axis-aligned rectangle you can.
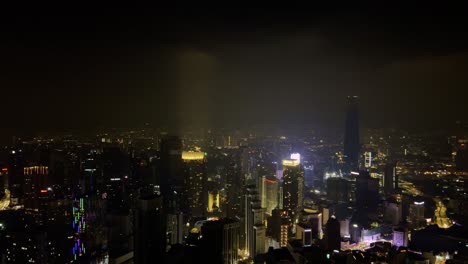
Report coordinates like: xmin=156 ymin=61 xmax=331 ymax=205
xmin=344 ymin=96 xmax=360 ymax=172
xmin=324 ymin=216 xmax=341 ymax=251
xmin=455 ymin=141 xmax=468 ymax=171
xmin=326 ymin=177 xmax=349 ymax=203
xmin=282 ymin=159 xmax=304 ymax=226
xmin=356 ymin=170 xmax=379 ymax=210
xmin=225 ymin=151 xmax=242 ymax=219
xmin=23 ymin=165 xmax=49 ymax=197
xmin=409 ymin=200 xmax=425 ymax=229
xmin=267 ymin=209 xmax=289 ymax=248
xmin=384 ymin=163 xmax=398 ymax=194
xmin=295 ymin=223 xmax=313 ymax=247
xmin=301 ymin=209 xmax=322 ymax=240
xmin=244 ymin=187 xmax=266 ymax=258
xmin=167 ymin=213 xmax=184 ymax=245
xmin=182 ymin=151 xmax=207 ymax=217
xmin=384 ymin=199 xmax=403 ymax=225
xmin=159 ymin=135 xmax=183 ymax=208
xmin=259 ymin=175 xmax=279 ymax=215
xmin=392 ymin=227 xmax=408 ymax=248
xmin=134 ymin=194 xmax=166 ymax=264
xmin=201 ymin=218 xmax=240 ymax=264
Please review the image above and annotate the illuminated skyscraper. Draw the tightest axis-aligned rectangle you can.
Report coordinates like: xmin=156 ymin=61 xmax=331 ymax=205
xmin=344 ymin=96 xmax=360 ymax=172
xmin=282 ymin=159 xmax=304 ymax=226
xmin=259 ymin=175 xmax=279 ymax=215
xmin=182 ymin=151 xmax=207 ymax=217
xmin=409 ymin=200 xmax=425 ymax=228
xmin=244 ymin=187 xmax=266 ymax=258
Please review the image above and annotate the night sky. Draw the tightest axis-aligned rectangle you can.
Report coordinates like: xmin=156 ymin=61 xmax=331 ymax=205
xmin=2 ymin=6 xmax=468 ymax=138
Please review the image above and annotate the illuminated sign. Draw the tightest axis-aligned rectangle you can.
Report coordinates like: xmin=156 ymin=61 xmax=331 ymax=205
xmin=182 ymin=151 xmax=205 ymax=160
xmin=282 ymin=159 xmax=299 ymax=167
xmin=290 ymin=153 xmax=300 ymax=163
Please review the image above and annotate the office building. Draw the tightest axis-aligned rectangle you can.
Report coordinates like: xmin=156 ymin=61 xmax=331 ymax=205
xmin=384 ymin=199 xmax=403 ymax=225
xmin=282 ymin=159 xmax=304 ymax=226
xmin=244 ymin=187 xmax=266 ymax=258
xmin=301 ymin=209 xmax=323 ymax=240
xmin=324 ymin=216 xmax=341 ymax=251
xmin=159 ymin=135 xmax=183 ymax=210
xmin=182 ymin=151 xmax=207 ymax=217
xmin=356 ymin=170 xmax=379 ymax=210
xmin=409 ymin=200 xmax=425 ymax=229
xmin=259 ymin=175 xmax=279 ymax=215
xmin=134 ymin=194 xmax=166 ymax=264
xmin=384 ymin=163 xmax=398 ymax=194
xmin=326 ymin=177 xmax=349 ymax=203
xmin=267 ymin=209 xmax=289 ymax=248
xmin=393 ymin=227 xmax=409 ymax=248
xmin=201 ymin=218 xmax=240 ymax=264
xmin=343 ymin=96 xmax=360 ymax=172
xmin=296 ymin=223 xmax=313 ymax=246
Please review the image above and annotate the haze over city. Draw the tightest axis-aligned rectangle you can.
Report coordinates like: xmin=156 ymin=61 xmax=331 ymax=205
xmin=1 ymin=6 xmax=468 ymax=264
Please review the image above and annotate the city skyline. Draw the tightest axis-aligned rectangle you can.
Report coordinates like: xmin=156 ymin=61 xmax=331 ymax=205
xmin=2 ymin=6 xmax=468 ymax=264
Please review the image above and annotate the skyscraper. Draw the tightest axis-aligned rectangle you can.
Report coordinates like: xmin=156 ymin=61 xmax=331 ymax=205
xmin=384 ymin=163 xmax=398 ymax=194
xmin=356 ymin=170 xmax=379 ymax=211
xmin=159 ymin=135 xmax=183 ymax=198
xmin=258 ymin=175 xmax=279 ymax=215
xmin=134 ymin=193 xmax=166 ymax=264
xmin=244 ymin=187 xmax=266 ymax=258
xmin=326 ymin=177 xmax=349 ymax=204
xmin=282 ymin=159 xmax=304 ymax=226
xmin=324 ymin=216 xmax=341 ymax=251
xmin=182 ymin=151 xmax=207 ymax=217
xmin=201 ymin=219 xmax=240 ymax=264
xmin=344 ymin=96 xmax=360 ymax=172
xmin=409 ymin=200 xmax=425 ymax=229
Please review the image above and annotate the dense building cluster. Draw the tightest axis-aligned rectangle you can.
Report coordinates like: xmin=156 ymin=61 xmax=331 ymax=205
xmin=1 ymin=97 xmax=468 ymax=264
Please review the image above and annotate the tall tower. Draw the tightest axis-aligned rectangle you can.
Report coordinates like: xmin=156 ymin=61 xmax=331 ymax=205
xmin=282 ymin=159 xmax=304 ymax=227
xmin=134 ymin=193 xmax=166 ymax=264
xmin=344 ymin=96 xmax=360 ymax=172
xmin=384 ymin=163 xmax=398 ymax=194
xmin=159 ymin=135 xmax=183 ymax=213
xmin=244 ymin=187 xmax=266 ymax=258
xmin=201 ymin=219 xmax=240 ymax=264
xmin=258 ymin=175 xmax=279 ymax=215
xmin=182 ymin=151 xmax=207 ymax=217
